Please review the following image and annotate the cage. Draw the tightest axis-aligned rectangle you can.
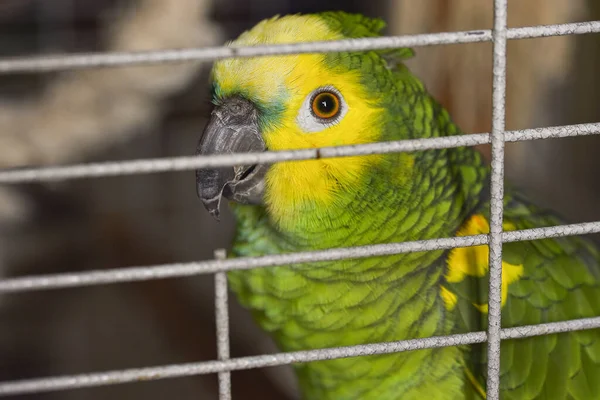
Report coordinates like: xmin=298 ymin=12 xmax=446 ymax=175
xmin=1 ymin=1 xmax=600 ymax=399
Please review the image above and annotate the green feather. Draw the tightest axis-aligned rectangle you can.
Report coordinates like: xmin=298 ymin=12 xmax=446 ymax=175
xmin=540 ymin=334 xmax=569 ymax=400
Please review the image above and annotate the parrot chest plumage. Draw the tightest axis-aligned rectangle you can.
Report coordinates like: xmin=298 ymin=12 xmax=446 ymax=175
xmin=229 ymin=207 xmax=467 ymax=400
xmin=228 ymin=151 xmax=486 ymax=399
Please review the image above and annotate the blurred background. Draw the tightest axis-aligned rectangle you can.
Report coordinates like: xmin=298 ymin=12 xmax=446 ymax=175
xmin=0 ymin=0 xmax=599 ymax=399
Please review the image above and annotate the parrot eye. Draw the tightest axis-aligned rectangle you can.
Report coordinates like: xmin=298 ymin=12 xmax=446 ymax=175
xmin=311 ymin=92 xmax=340 ymax=119
xmin=296 ymin=86 xmax=348 ymax=133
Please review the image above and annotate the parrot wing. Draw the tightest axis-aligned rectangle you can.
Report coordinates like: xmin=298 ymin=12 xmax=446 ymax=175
xmin=444 ymin=189 xmax=600 ymax=399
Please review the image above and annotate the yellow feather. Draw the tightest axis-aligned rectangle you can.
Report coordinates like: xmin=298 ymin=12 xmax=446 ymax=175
xmin=446 ymin=214 xmax=524 ymax=313
xmin=440 ymin=285 xmax=458 ymax=311
xmin=213 ymin=15 xmax=340 ymax=110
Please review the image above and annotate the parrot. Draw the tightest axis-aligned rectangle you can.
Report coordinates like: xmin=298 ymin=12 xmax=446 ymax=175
xmin=194 ymin=11 xmax=600 ymax=400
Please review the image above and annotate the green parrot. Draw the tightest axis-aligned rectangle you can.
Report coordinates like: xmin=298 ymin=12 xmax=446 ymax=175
xmin=194 ymin=11 xmax=600 ymax=400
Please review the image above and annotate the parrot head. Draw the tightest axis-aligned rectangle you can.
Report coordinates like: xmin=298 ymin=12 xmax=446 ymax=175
xmin=196 ymin=12 xmax=415 ymax=228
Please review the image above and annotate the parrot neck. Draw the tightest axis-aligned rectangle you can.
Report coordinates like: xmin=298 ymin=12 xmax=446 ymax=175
xmin=264 ymin=146 xmax=487 ymax=250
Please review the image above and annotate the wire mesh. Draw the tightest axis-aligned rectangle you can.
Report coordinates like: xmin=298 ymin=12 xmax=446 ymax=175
xmin=0 ymin=4 xmax=600 ymax=399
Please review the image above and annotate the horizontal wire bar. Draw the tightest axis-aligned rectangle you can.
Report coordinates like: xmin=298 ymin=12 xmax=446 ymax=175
xmin=508 ymin=21 xmax=600 ymax=39
xmin=0 ymin=21 xmax=599 ymax=74
xmin=0 ymin=235 xmax=487 ymax=293
xmin=1 ymin=221 xmax=599 ymax=294
xmin=0 ymin=122 xmax=599 ymax=184
xmin=0 ymin=31 xmax=490 ymax=74
xmin=1 ymin=316 xmax=599 ymax=397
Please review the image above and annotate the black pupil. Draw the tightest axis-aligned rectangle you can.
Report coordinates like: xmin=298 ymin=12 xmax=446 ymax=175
xmin=316 ymin=93 xmax=336 ymax=116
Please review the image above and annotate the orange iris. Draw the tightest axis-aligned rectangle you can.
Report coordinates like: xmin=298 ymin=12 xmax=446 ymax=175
xmin=311 ymin=92 xmax=340 ymax=119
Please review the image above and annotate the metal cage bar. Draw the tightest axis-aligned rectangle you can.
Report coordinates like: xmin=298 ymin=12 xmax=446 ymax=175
xmin=2 ymin=222 xmax=600 ymax=294
xmin=0 ymin=122 xmax=599 ymax=184
xmin=0 ymin=21 xmax=599 ymax=74
xmin=214 ymin=250 xmax=232 ymax=400
xmin=1 ymin=317 xmax=600 ymax=397
xmin=0 ymin=4 xmax=600 ymax=398
xmin=486 ymin=1 xmax=508 ymax=397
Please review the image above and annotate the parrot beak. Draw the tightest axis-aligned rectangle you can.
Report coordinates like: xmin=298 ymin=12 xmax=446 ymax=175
xmin=195 ymin=96 xmax=267 ymax=220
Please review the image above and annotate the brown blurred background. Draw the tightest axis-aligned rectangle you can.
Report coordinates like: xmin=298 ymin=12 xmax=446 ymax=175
xmin=0 ymin=1 xmax=599 ymax=399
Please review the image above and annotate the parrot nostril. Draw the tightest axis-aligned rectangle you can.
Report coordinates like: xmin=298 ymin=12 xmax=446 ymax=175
xmin=239 ymin=165 xmax=257 ymax=181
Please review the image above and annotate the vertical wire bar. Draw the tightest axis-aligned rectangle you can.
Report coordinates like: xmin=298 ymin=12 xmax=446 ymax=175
xmin=486 ymin=0 xmax=508 ymax=399
xmin=214 ymin=249 xmax=232 ymax=400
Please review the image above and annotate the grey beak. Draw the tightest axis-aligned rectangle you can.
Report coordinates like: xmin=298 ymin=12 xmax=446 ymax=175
xmin=195 ymin=96 xmax=267 ymax=219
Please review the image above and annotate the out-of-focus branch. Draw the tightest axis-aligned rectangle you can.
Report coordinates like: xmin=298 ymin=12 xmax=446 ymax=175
xmin=0 ymin=0 xmax=221 ymax=222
